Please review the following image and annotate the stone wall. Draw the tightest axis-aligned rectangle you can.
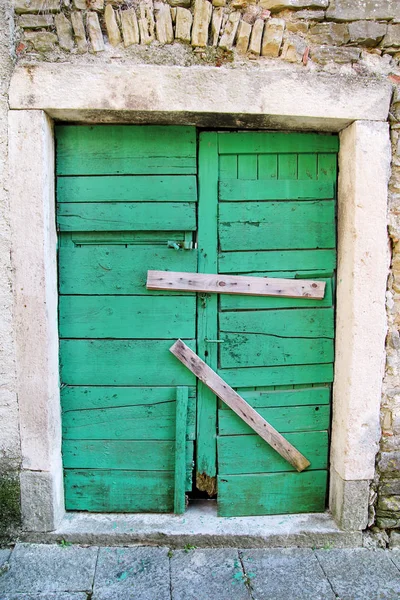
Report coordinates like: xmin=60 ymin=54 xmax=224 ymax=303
xmin=5 ymin=0 xmax=400 ymax=540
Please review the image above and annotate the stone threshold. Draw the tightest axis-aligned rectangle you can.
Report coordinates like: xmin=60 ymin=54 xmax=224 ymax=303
xmin=21 ymin=500 xmax=362 ymax=548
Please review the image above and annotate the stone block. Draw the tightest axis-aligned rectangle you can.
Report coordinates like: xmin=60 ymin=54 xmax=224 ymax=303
xmin=168 ymin=0 xmax=191 ymax=7
xmin=377 ymin=495 xmax=400 ymax=514
xmin=308 ymin=22 xmax=349 ymax=45
xmin=235 ymin=20 xmax=251 ymax=53
xmin=174 ymin=6 xmax=192 ymax=42
xmin=219 ymin=11 xmax=240 ymax=50
xmin=259 ymin=0 xmax=328 ymax=10
xmin=212 ymin=0 xmax=226 ymax=5
xmin=0 ymin=544 xmax=98 ymax=594
xmin=389 ymin=530 xmax=400 ymax=548
xmin=73 ymin=0 xmax=87 ymax=8
xmin=191 ymin=0 xmax=212 ymax=46
xmin=348 ymin=20 xmax=387 ymax=46
xmin=241 ymin=549 xmax=335 ymax=599
xmin=378 ymin=451 xmax=400 ymax=475
xmin=311 ymin=45 xmax=361 ymax=64
xmin=138 ymin=4 xmax=155 ymax=44
xmin=55 ymin=14 xmax=74 ymax=51
xmin=121 ymin=9 xmax=139 ymax=47
xmin=248 ymin=17 xmax=264 ymax=54
xmin=296 ymin=8 xmax=325 ymax=19
xmin=211 ymin=7 xmax=223 ymax=45
xmin=286 ymin=21 xmax=309 ymax=34
xmin=261 ymin=17 xmax=284 ymax=56
xmin=377 ymin=516 xmax=400 ymax=528
xmin=18 ymin=14 xmax=54 ymax=29
xmin=86 ymin=11 xmax=105 ymax=51
xmin=104 ymin=5 xmax=121 ymax=46
xmin=326 ymin=0 xmax=400 ymax=22
xmin=281 ymin=33 xmax=307 ymax=62
xmin=171 ymin=549 xmax=250 ymax=600
xmin=383 ymin=24 xmax=400 ymax=48
xmin=88 ymin=0 xmax=104 ymax=9
xmin=15 ymin=0 xmax=60 ymax=14
xmin=23 ymin=31 xmax=58 ymax=52
xmin=71 ymin=11 xmax=88 ymax=53
xmin=94 ymin=547 xmax=170 ymax=600
xmin=329 ymin=472 xmax=369 ymax=531
xmin=316 ymin=549 xmax=400 ymax=598
xmin=155 ymin=3 xmax=174 ymax=44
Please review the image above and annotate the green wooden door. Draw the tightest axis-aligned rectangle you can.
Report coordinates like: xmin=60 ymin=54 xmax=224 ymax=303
xmin=57 ymin=125 xmax=198 ymax=512
xmin=196 ymin=132 xmax=337 ymax=517
xmin=57 ymin=126 xmax=337 ymax=516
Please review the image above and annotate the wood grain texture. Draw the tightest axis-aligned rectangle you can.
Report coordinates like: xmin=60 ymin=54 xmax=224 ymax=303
xmin=56 ymin=125 xmax=197 ymax=175
xmin=147 ymin=270 xmax=326 ymax=299
xmin=57 ymin=176 xmax=197 ymax=202
xmin=217 ymin=470 xmax=328 ymax=516
xmin=219 ymin=179 xmax=334 ymax=201
xmin=174 ymin=387 xmax=189 ymax=514
xmin=219 ymin=201 xmax=336 ymax=251
xmin=218 ymin=132 xmax=339 ymax=155
xmin=218 ymin=431 xmax=328 ymax=474
xmin=59 ymin=295 xmax=196 ymax=339
xmin=219 ymin=363 xmax=334 ymax=388
xmin=170 ymin=340 xmax=310 ymax=472
xmin=227 ymin=386 xmax=330 ymax=409
xmin=218 ymin=250 xmax=336 ymax=274
xmin=57 ymin=202 xmax=196 ymax=231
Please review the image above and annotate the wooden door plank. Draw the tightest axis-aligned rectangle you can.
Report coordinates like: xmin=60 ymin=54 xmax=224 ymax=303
xmin=238 ymin=155 xmax=258 ymax=179
xmin=60 ymin=339 xmax=196 ymax=386
xmin=218 ymin=132 xmax=339 ymax=155
xmin=298 ymin=154 xmax=318 ymax=180
xmin=59 ymin=295 xmax=196 ymax=339
xmin=218 ymin=431 xmax=328 ymax=474
xmin=218 ymin=404 xmax=330 ymax=435
xmin=218 ymin=249 xmax=336 ymax=274
xmin=217 ymin=471 xmax=327 ymax=517
xmin=170 ymin=340 xmax=310 ymax=472
xmin=235 ymin=386 xmax=331 ymax=409
xmin=219 ymin=155 xmax=237 ymax=180
xmin=147 ymin=270 xmax=326 ymax=299
xmin=219 ymin=308 xmax=334 ymax=338
xmin=218 ymin=200 xmax=336 ymax=251
xmin=318 ymin=153 xmax=337 ymax=181
xmin=57 ymin=202 xmax=196 ymax=231
xmin=56 ymin=125 xmax=197 ymax=175
xmin=57 ymin=175 xmax=198 ymax=202
xmin=278 ymin=154 xmax=298 ymax=179
xmin=174 ymin=386 xmax=189 ymax=514
xmin=258 ymin=154 xmax=278 ymax=180
xmin=196 ymin=132 xmax=219 ymax=494
xmin=219 ymin=363 xmax=334 ymax=388
xmin=219 ymin=179 xmax=334 ymax=201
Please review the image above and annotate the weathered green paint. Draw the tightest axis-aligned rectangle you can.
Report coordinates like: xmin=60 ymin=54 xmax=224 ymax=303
xmin=59 ymin=296 xmax=196 ymax=339
xmin=218 ymin=131 xmax=339 ymax=154
xmin=219 ymin=180 xmax=334 ymax=201
xmin=174 ymin=387 xmax=189 ymax=514
xmin=219 ymin=250 xmax=336 ymax=274
xmin=219 ymin=363 xmax=334 ymax=388
xmin=232 ymin=386 xmax=331 ymax=408
xmin=220 ymin=309 xmax=334 ymax=338
xmin=217 ymin=471 xmax=328 ymax=517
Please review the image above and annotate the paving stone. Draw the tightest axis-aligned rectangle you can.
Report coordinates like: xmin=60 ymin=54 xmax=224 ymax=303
xmin=240 ymin=548 xmax=334 ymax=600
xmin=316 ymin=548 xmax=400 ymax=600
xmin=0 ymin=548 xmax=11 ymax=566
xmin=0 ymin=544 xmax=98 ymax=594
xmin=171 ymin=548 xmax=250 ymax=600
xmin=93 ymin=547 xmax=170 ymax=600
xmin=1 ymin=595 xmax=87 ymax=599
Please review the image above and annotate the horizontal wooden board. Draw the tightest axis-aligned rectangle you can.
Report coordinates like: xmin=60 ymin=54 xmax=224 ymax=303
xmin=219 ymin=201 xmax=335 ymax=251
xmin=63 ymin=400 xmax=196 ymax=440
xmin=63 ymin=439 xmax=194 ymax=473
xmin=219 ymin=404 xmax=330 ymax=435
xmin=60 ymin=339 xmax=196 ymax=385
xmin=219 ymin=180 xmax=334 ymax=202
xmin=57 ymin=176 xmax=198 ymax=203
xmin=218 ymin=132 xmax=339 ymax=155
xmin=64 ymin=469 xmax=176 ymax=512
xmin=147 ymin=271 xmax=325 ymax=299
xmin=57 ymin=202 xmax=196 ymax=232
xmin=58 ymin=246 xmax=197 ymax=295
xmin=219 ymin=250 xmax=336 ymax=274
xmin=217 ymin=470 xmax=328 ymax=517
xmin=218 ymin=431 xmax=328 ymax=474
xmin=56 ymin=125 xmax=197 ymax=175
xmin=59 ymin=295 xmax=196 ymax=339
xmin=220 ymin=308 xmax=334 ymax=339
xmin=219 ymin=333 xmax=334 ymax=368
xmin=61 ymin=385 xmax=196 ymax=412
xmin=231 ymin=386 xmax=330 ymax=409
xmin=220 ymin=278 xmax=333 ymax=310
xmin=59 ymin=230 xmax=188 ymax=247
xmin=219 ymin=363 xmax=334 ymax=388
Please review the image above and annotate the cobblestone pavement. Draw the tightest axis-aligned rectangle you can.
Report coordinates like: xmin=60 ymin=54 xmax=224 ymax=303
xmin=1 ymin=544 xmax=400 ymax=599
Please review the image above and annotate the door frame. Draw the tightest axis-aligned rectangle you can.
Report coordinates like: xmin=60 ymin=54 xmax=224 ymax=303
xmin=8 ymin=64 xmax=391 ymax=532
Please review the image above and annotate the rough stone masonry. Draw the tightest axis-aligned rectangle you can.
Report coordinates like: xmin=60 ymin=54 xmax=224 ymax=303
xmin=3 ymin=0 xmax=400 ymax=544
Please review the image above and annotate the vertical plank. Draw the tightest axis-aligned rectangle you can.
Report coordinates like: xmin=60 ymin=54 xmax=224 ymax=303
xmin=258 ymin=154 xmax=278 ymax=180
xmin=174 ymin=386 xmax=189 ymax=514
xmin=196 ymin=132 xmax=218 ymax=495
xmin=238 ymin=155 xmax=258 ymax=180
xmin=278 ymin=154 xmax=298 ymax=179
xmin=298 ymin=154 xmax=317 ymax=180
xmin=318 ymin=154 xmax=337 ymax=181
xmin=219 ymin=155 xmax=237 ymax=180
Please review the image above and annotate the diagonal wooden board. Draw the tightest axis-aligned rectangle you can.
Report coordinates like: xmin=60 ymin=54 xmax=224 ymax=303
xmin=147 ymin=270 xmax=325 ymax=299
xmin=170 ymin=339 xmax=310 ymax=473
